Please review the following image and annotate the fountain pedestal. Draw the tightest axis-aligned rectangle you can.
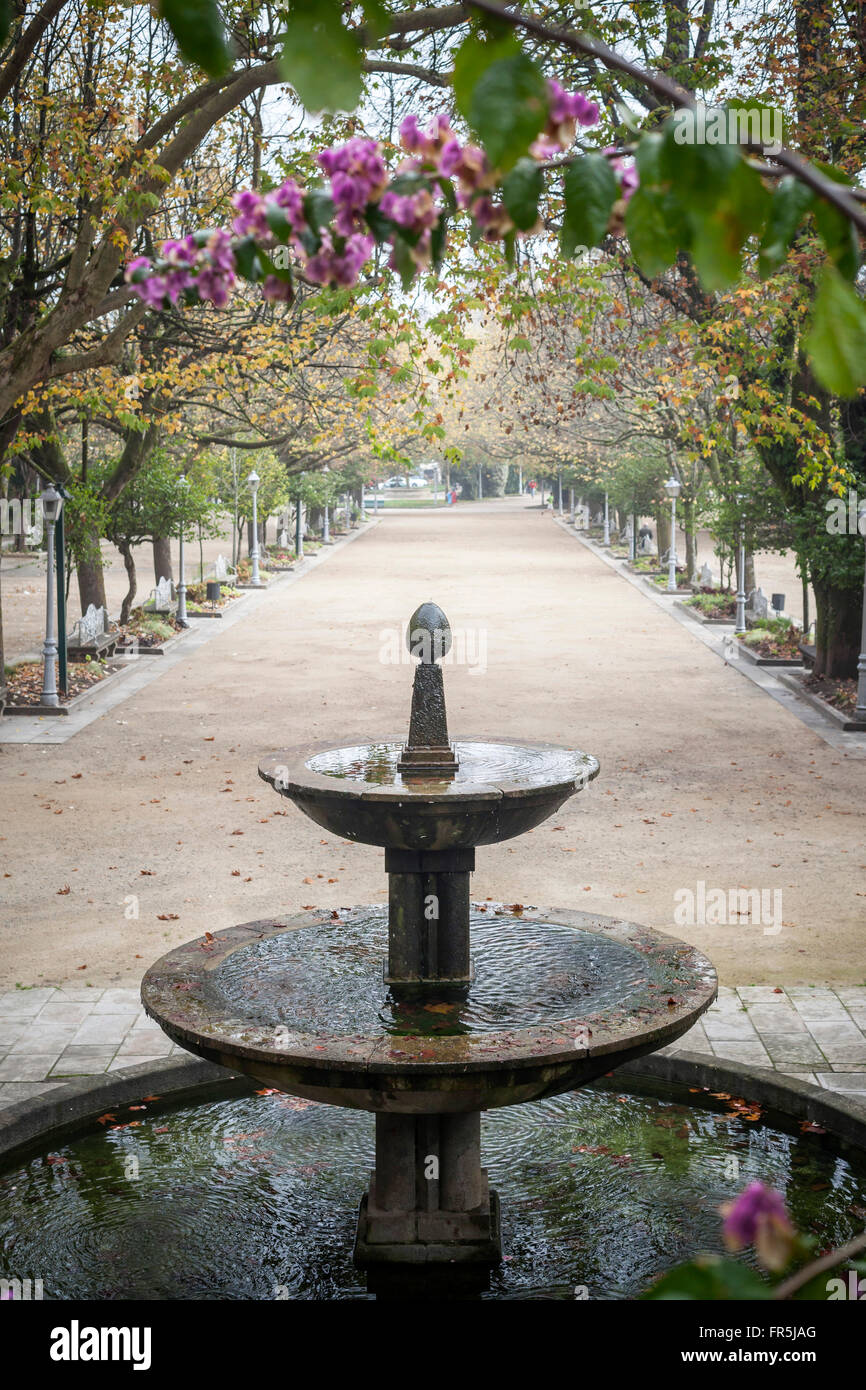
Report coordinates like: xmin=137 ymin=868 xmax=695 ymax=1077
xmin=356 ymin=1112 xmax=501 ymax=1265
xmin=385 ymin=848 xmax=474 ymax=985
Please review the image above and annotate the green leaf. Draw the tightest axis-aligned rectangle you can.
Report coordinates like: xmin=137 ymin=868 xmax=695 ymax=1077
xmin=625 ymin=188 xmax=679 ymax=276
xmin=804 ymin=264 xmax=866 ymax=397
xmin=390 ymin=235 xmax=417 ymax=291
xmin=430 ymin=213 xmax=449 ymax=270
xmin=688 ymin=160 xmax=770 ymax=290
xmin=465 ymin=52 xmax=549 ymax=172
xmin=280 ymin=0 xmax=362 ymax=113
xmin=561 ymin=154 xmax=618 ymax=256
xmin=758 ymin=176 xmax=814 ymax=278
xmin=159 ymin=0 xmax=231 ymax=78
xmin=659 ymin=118 xmax=740 ymax=209
xmin=265 ymin=203 xmax=293 ymax=243
xmin=452 ymin=32 xmax=521 ymax=123
xmin=233 ymin=237 xmax=265 ymax=283
xmin=634 ymin=131 xmax=665 ymax=186
xmin=811 ymin=165 xmax=860 ymax=281
xmin=502 ymin=158 xmax=544 ymax=231
xmin=642 ymin=1257 xmax=771 ymax=1301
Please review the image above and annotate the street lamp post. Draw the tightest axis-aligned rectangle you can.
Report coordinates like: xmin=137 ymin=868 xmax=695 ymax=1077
xmin=735 ymin=494 xmax=747 ymax=634
xmin=247 ymin=470 xmax=262 ymax=586
xmin=603 ymin=491 xmax=610 ymax=546
xmin=296 ymin=496 xmax=304 ymax=559
xmin=664 ymin=476 xmax=681 ymax=593
xmin=176 ymin=476 xmax=190 ymax=626
xmin=630 ymin=505 xmax=637 ymax=562
xmin=477 ymin=463 xmax=483 ymax=501
xmin=39 ymin=484 xmax=64 ymax=707
xmin=323 ymin=503 xmax=330 ymax=543
xmin=856 ymin=500 xmax=866 ymax=722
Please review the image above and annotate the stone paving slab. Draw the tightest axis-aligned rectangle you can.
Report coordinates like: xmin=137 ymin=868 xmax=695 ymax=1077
xmin=1 ymin=983 xmax=865 ymax=1112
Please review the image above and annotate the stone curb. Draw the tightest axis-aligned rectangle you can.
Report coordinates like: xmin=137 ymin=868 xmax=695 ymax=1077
xmin=624 ymin=1049 xmax=866 ymax=1145
xmin=2 ymin=1047 xmax=865 ymax=1169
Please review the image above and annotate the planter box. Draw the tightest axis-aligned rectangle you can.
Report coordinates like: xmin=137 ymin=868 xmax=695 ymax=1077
xmin=4 ymin=660 xmax=132 ymax=717
xmin=777 ymin=670 xmax=866 ymax=731
xmin=116 ymin=629 xmax=190 ymax=658
xmin=735 ymin=639 xmax=803 ymax=668
xmin=674 ymin=600 xmax=734 ymax=626
xmin=641 ymin=575 xmax=694 ymax=596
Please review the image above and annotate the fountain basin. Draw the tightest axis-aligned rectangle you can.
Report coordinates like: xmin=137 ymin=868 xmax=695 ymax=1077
xmin=142 ymin=905 xmax=717 ymax=1114
xmin=258 ymin=740 xmax=599 ymax=850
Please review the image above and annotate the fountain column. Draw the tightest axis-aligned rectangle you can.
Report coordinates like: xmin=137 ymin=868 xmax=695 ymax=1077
xmin=355 ymin=602 xmax=501 ymax=1267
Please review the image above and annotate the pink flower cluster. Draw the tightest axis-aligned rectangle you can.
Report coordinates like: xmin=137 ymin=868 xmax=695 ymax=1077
xmin=318 ymin=137 xmax=388 ymax=236
xmin=722 ymin=1182 xmax=795 ymax=1271
xmin=125 ymin=229 xmax=236 ymax=308
xmin=531 ymin=79 xmax=599 ymax=159
xmin=604 ymin=147 xmax=640 ymax=204
xmin=125 ymin=86 xmax=619 ymax=305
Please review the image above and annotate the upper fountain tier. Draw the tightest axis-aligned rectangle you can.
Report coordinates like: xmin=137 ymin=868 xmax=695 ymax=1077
xmin=258 ymin=602 xmax=599 ymax=850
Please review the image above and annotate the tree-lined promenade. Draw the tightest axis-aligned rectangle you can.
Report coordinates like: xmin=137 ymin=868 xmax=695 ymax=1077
xmin=1 ymin=0 xmax=865 ymax=709
xmin=1 ymin=501 xmax=863 ymax=989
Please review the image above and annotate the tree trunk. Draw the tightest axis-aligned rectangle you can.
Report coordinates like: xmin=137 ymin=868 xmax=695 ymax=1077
xmin=118 ymin=540 xmax=137 ymax=626
xmin=682 ymin=498 xmax=698 ymax=582
xmin=76 ymin=521 xmax=107 ymax=613
xmin=812 ymin=578 xmax=862 ymax=678
xmin=745 ymin=552 xmax=756 ymax=594
xmin=152 ymin=535 xmax=173 ymax=584
xmin=656 ymin=508 xmax=670 ymax=561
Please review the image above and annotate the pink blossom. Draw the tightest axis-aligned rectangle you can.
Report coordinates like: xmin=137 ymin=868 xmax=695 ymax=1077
xmin=232 ymin=189 xmax=270 ymax=241
xmin=261 ymin=275 xmax=294 ymax=303
xmin=604 ymin=147 xmax=640 ymax=203
xmin=318 ymin=138 xmax=388 ymax=228
xmin=304 ymin=230 xmax=374 ymax=288
xmin=533 ymin=80 xmax=600 ymax=155
xmin=722 ymin=1183 xmax=795 ymax=1271
xmin=380 ymin=188 xmax=439 ymax=237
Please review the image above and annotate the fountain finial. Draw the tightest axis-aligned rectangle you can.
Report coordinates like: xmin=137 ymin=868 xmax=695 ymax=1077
xmin=406 ymin=601 xmax=452 ymax=663
xmin=398 ymin=602 xmax=458 ymax=775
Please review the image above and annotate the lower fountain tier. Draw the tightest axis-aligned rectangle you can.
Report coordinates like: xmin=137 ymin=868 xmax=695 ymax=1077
xmin=141 ymin=906 xmax=717 ymax=1113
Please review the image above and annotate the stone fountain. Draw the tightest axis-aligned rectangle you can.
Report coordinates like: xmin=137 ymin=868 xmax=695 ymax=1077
xmin=142 ymin=603 xmax=716 ymax=1278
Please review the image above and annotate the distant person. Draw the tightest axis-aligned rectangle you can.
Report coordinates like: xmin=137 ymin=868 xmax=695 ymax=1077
xmin=451 ymin=487 xmax=457 ymax=505
xmin=528 ymin=480 xmax=537 ymax=497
